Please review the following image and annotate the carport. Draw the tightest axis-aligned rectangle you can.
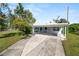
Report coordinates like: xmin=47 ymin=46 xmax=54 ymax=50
xmin=33 ymin=23 xmax=68 ymax=39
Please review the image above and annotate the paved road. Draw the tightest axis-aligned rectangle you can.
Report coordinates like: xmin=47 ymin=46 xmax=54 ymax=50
xmin=0 ymin=34 xmax=65 ymax=56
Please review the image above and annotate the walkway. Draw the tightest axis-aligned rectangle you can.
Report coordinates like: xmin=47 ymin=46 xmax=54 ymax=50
xmin=0 ymin=34 xmax=65 ymax=56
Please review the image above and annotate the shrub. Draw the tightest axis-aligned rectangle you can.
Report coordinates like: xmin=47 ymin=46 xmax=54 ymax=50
xmin=0 ymin=30 xmax=23 ymax=38
xmin=19 ymin=25 xmax=32 ymax=34
xmin=68 ymin=23 xmax=79 ymax=34
xmin=11 ymin=17 xmax=32 ymax=35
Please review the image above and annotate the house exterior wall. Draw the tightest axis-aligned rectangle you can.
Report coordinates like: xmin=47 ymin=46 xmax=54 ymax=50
xmin=34 ymin=27 xmax=60 ymax=35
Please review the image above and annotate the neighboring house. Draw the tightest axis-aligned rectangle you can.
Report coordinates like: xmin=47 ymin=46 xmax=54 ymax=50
xmin=33 ymin=21 xmax=68 ymax=40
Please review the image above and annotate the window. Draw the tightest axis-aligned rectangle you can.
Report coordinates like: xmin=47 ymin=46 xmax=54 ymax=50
xmin=35 ymin=27 xmax=39 ymax=32
xmin=57 ymin=27 xmax=59 ymax=31
xmin=40 ymin=27 xmax=42 ymax=31
xmin=53 ymin=27 xmax=59 ymax=31
xmin=45 ymin=27 xmax=47 ymax=30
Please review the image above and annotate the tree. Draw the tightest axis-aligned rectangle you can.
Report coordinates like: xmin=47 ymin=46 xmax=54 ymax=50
xmin=53 ymin=18 xmax=69 ymax=23
xmin=12 ymin=17 xmax=32 ymax=34
xmin=69 ymin=23 xmax=79 ymax=34
xmin=53 ymin=19 xmax=60 ymax=23
xmin=0 ymin=3 xmax=8 ymax=31
xmin=14 ymin=3 xmax=36 ymax=25
xmin=0 ymin=3 xmax=12 ymax=30
xmin=10 ymin=14 xmax=16 ymax=28
xmin=12 ymin=3 xmax=36 ymax=34
xmin=59 ymin=18 xmax=69 ymax=23
xmin=0 ymin=3 xmax=36 ymax=34
xmin=14 ymin=3 xmax=24 ymax=18
xmin=0 ymin=12 xmax=7 ymax=31
xmin=22 ymin=10 xmax=36 ymax=25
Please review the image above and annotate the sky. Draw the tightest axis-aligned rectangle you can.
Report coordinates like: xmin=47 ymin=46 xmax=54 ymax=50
xmin=9 ymin=3 xmax=79 ymax=25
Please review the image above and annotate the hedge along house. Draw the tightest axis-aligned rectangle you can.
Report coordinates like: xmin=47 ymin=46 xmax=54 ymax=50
xmin=33 ymin=21 xmax=68 ymax=40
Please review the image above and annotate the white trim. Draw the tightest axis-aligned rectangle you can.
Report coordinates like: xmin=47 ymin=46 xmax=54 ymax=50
xmin=33 ymin=23 xmax=68 ymax=27
xmin=64 ymin=26 xmax=67 ymax=39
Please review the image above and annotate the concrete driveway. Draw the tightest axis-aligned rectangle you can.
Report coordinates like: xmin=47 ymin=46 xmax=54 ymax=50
xmin=22 ymin=34 xmax=65 ymax=56
xmin=0 ymin=34 xmax=65 ymax=56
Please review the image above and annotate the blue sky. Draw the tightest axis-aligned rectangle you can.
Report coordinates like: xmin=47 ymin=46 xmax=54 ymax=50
xmin=9 ymin=3 xmax=79 ymax=24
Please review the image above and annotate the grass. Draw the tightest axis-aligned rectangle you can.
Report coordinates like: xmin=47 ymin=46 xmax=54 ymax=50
xmin=0 ymin=30 xmax=23 ymax=38
xmin=0 ymin=31 xmax=26 ymax=53
xmin=63 ymin=32 xmax=79 ymax=56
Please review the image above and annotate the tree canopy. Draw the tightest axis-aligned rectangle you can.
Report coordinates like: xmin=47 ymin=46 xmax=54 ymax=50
xmin=0 ymin=3 xmax=36 ymax=34
xmin=53 ymin=18 xmax=69 ymax=23
xmin=68 ymin=23 xmax=79 ymax=35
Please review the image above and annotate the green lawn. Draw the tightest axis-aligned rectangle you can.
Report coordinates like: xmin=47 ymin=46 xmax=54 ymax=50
xmin=0 ymin=31 xmax=26 ymax=53
xmin=63 ymin=33 xmax=79 ymax=56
